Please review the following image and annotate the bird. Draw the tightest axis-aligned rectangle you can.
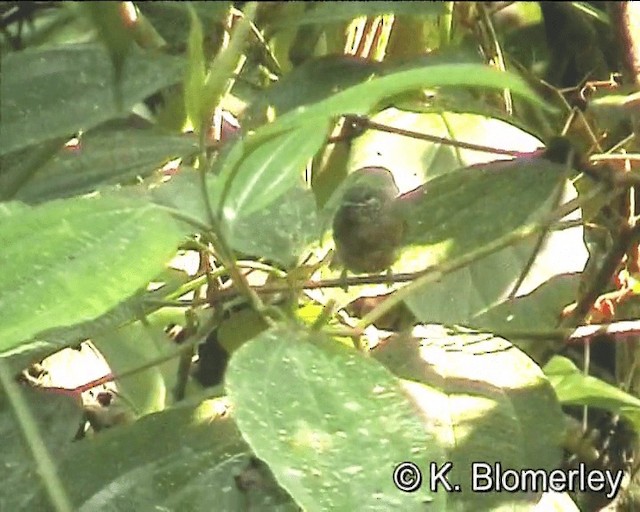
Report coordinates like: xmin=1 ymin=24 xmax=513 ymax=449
xmin=332 ymin=167 xmax=406 ymax=274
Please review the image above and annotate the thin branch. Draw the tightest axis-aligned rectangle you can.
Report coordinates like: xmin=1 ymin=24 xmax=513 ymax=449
xmin=343 ymin=115 xmax=535 ymax=157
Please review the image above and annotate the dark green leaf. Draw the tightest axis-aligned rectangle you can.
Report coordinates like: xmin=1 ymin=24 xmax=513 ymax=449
xmin=400 ymin=157 xmax=567 ymax=323
xmin=0 ymin=44 xmax=185 ymax=155
xmin=25 ymin=404 xmax=298 ymax=511
xmin=229 ymin=185 xmax=320 ymax=267
xmin=0 ymin=387 xmax=81 ymax=511
xmin=272 ymin=1 xmax=444 ymax=27
xmin=12 ymin=129 xmax=198 ymax=203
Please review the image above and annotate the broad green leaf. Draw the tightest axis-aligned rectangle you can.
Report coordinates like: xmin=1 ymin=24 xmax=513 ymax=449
xmin=0 ymin=195 xmax=187 ymax=354
xmin=228 ymin=185 xmax=320 ymax=267
xmin=400 ymin=157 xmax=572 ymax=324
xmin=374 ymin=326 xmax=565 ymax=510
xmin=0 ymin=44 xmax=185 ymax=155
xmin=150 ymin=169 xmax=319 ymax=266
xmin=473 ymin=274 xmax=581 ymax=364
xmin=0 ymin=139 xmax=67 ymax=202
xmin=256 ymin=64 xmax=552 ymax=142
xmin=397 ymin=159 xmax=562 ymax=257
xmin=226 ymin=327 xmax=445 ymax=511
xmin=220 ymin=122 xmax=329 ymax=222
xmin=544 ymin=356 xmax=640 ymax=430
xmin=11 ymin=128 xmax=198 ymax=203
xmin=24 ymin=403 xmax=297 ymax=510
xmin=0 ymin=386 xmax=82 ymax=512
xmin=271 ymin=1 xmax=444 ymax=27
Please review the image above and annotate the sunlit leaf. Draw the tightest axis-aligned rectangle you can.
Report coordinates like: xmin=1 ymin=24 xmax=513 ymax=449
xmin=0 ymin=194 xmax=187 ymax=354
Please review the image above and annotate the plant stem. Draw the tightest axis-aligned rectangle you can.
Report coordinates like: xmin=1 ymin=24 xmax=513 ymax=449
xmin=0 ymin=360 xmax=73 ymax=512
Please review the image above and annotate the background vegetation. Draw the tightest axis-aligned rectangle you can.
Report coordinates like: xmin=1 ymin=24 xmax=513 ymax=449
xmin=1 ymin=1 xmax=639 ymax=511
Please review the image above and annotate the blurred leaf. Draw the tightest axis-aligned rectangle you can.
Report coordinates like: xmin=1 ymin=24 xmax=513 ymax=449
xmin=374 ymin=326 xmax=565 ymax=510
xmin=258 ymin=63 xmax=552 ymax=141
xmin=0 ymin=44 xmax=185 ymax=155
xmin=25 ymin=404 xmax=297 ymax=511
xmin=198 ymin=2 xmax=256 ymax=135
xmin=0 ymin=139 xmax=67 ymax=201
xmin=544 ymin=355 xmax=640 ymax=429
xmin=243 ymin=55 xmax=381 ymax=128
xmin=272 ymin=1 xmax=444 ymax=27
xmin=587 ymin=91 xmax=640 ymax=133
xmin=79 ymin=2 xmax=135 ymax=106
xmin=0 ymin=386 xmax=81 ymax=511
xmin=10 ymin=129 xmax=198 ymax=203
xmin=226 ymin=326 xmax=443 ymax=510
xmin=137 ymin=2 xmax=230 ymax=52
xmin=184 ymin=6 xmax=207 ymax=130
xmin=0 ymin=194 xmax=187 ymax=354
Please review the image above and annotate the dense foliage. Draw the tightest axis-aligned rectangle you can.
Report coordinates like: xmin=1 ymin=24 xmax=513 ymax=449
xmin=1 ymin=2 xmax=639 ymax=511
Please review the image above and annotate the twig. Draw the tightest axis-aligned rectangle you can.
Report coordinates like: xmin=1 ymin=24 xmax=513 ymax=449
xmin=343 ymin=115 xmax=534 ymax=157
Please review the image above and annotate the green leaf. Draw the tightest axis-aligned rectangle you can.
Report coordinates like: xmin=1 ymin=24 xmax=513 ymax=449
xmin=272 ymin=1 xmax=444 ymax=27
xmin=220 ymin=122 xmax=329 ymax=222
xmin=0 ymin=194 xmax=187 ymax=354
xmin=91 ymin=322 xmax=174 ymax=416
xmin=226 ymin=326 xmax=445 ymax=511
xmin=228 ymin=185 xmax=320 ymax=267
xmin=400 ymin=156 xmax=569 ymax=323
xmin=473 ymin=274 xmax=581 ymax=364
xmin=243 ymin=55 xmax=381 ymax=129
xmin=138 ymin=2 xmax=230 ymax=53
xmin=257 ymin=63 xmax=553 ymax=142
xmin=544 ymin=356 xmax=640 ymax=429
xmin=10 ymin=129 xmax=199 ymax=203
xmin=0 ymin=44 xmax=185 ymax=155
xmin=24 ymin=403 xmax=298 ymax=510
xmin=374 ymin=326 xmax=565 ymax=510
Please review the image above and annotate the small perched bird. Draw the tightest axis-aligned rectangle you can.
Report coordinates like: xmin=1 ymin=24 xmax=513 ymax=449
xmin=332 ymin=167 xmax=406 ymax=274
